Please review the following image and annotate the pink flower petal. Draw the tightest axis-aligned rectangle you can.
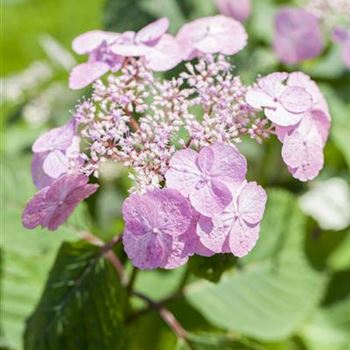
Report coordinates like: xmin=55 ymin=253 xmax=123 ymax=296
xmin=32 ymin=120 xmax=75 ymax=153
xmin=196 ymin=146 xmax=215 ymax=173
xmin=238 ymin=182 xmax=267 ymax=225
xmin=209 ymin=142 xmax=247 ymax=185
xmin=136 ymin=17 xmax=169 ymax=45
xmin=176 ymin=15 xmax=247 ymax=59
xmin=42 ymin=150 xmax=69 ymax=179
xmin=215 ymin=0 xmax=251 ymax=22
xmin=273 ymin=8 xmax=324 ymax=64
xmin=72 ymin=30 xmax=119 ymax=54
xmin=197 ymin=215 xmax=228 ymax=253
xmin=32 ymin=152 xmax=55 ymax=190
xmin=190 ymin=180 xmax=232 ymax=217
xmin=265 ymin=104 xmax=303 ymax=126
xmin=287 ymin=72 xmax=330 ymax=119
xmin=245 ymin=88 xmax=276 ymax=109
xmin=145 ymin=34 xmax=182 ymax=71
xmin=279 ymin=86 xmax=312 ymax=114
xmin=228 ymin=221 xmax=260 ymax=257
xmin=123 ymin=231 xmax=167 ymax=269
xmin=165 ymin=148 xmax=201 ymax=197
xmin=69 ymin=62 xmax=110 ymax=90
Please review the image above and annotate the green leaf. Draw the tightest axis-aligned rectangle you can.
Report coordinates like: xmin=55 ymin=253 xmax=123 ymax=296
xmin=24 ymin=241 xmax=127 ymax=350
xmin=327 ymin=230 xmax=350 ymax=271
xmin=1 ymin=156 xmax=88 ymax=349
xmin=320 ymin=85 xmax=350 ymax=169
xmin=184 ymin=190 xmax=327 ymax=341
xmin=299 ymin=299 xmax=350 ymax=350
xmin=176 ymin=332 xmax=264 ymax=350
xmin=189 ymin=255 xmax=237 ymax=283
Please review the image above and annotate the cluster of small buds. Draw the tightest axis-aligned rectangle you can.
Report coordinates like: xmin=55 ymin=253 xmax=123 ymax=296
xmin=22 ymin=15 xmax=331 ymax=270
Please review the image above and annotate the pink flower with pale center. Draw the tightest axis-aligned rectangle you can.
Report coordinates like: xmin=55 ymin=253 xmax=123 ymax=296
xmin=176 ymin=15 xmax=247 ymax=60
xmin=246 ymin=72 xmax=313 ymax=127
xmin=197 ymin=181 xmax=267 ymax=257
xmin=122 ymin=188 xmax=193 ymax=270
xmin=22 ymin=174 xmax=98 ymax=230
xmin=165 ymin=142 xmax=247 ymax=217
xmin=70 ymin=31 xmax=124 ymax=89
xmin=273 ymin=7 xmax=324 ymax=64
xmin=31 ymin=119 xmax=81 ymax=187
xmin=110 ymin=18 xmax=182 ymax=72
xmin=215 ymin=0 xmax=251 ymax=22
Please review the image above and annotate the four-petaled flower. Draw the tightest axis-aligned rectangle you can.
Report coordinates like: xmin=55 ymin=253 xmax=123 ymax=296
xmin=197 ymin=181 xmax=267 ymax=257
xmin=32 ymin=119 xmax=81 ymax=188
xmin=246 ymin=72 xmax=313 ymax=126
xmin=273 ymin=8 xmax=324 ymax=65
xmin=176 ymin=15 xmax=247 ymax=60
xmin=22 ymin=174 xmax=98 ymax=230
xmin=165 ymin=142 xmax=247 ymax=217
xmin=122 ymin=188 xmax=193 ymax=269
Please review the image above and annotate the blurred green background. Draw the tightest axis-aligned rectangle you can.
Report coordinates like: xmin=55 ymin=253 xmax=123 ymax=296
xmin=1 ymin=0 xmax=349 ymax=349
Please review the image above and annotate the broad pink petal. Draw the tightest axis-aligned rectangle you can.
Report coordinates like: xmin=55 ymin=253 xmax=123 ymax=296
xmin=72 ymin=30 xmax=119 ymax=54
xmin=148 ymin=189 xmax=192 ymax=237
xmin=32 ymin=121 xmax=75 ymax=153
xmin=238 ymin=182 xmax=267 ymax=225
xmin=265 ymin=104 xmax=303 ymax=126
xmin=196 ymin=146 xmax=215 ymax=173
xmin=123 ymin=231 xmax=166 ymax=269
xmin=246 ymin=88 xmax=276 ymax=109
xmin=273 ymin=8 xmax=324 ymax=64
xmin=287 ymin=72 xmax=330 ymax=119
xmin=32 ymin=152 xmax=55 ymax=190
xmin=215 ymin=0 xmax=251 ymax=22
xmin=136 ymin=17 xmax=169 ymax=45
xmin=280 ymin=86 xmax=312 ymax=113
xmin=197 ymin=215 xmax=228 ymax=253
xmin=110 ymin=42 xmax=149 ymax=57
xmin=145 ymin=34 xmax=182 ymax=71
xmin=69 ymin=62 xmax=110 ymax=90
xmin=22 ymin=187 xmax=52 ymax=229
xmin=209 ymin=142 xmax=247 ymax=185
xmin=165 ymin=148 xmax=201 ymax=197
xmin=190 ymin=180 xmax=232 ymax=217
xmin=258 ymin=73 xmax=288 ymax=99
xmin=228 ymin=221 xmax=260 ymax=257
xmin=43 ymin=150 xmax=69 ymax=179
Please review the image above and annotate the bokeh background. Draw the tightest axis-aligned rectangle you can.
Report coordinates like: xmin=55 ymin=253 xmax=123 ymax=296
xmin=1 ymin=0 xmax=350 ymax=349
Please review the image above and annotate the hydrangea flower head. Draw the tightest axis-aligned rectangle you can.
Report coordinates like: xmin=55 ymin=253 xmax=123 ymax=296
xmin=176 ymin=15 xmax=247 ymax=59
xmin=273 ymin=7 xmax=324 ymax=64
xmin=215 ymin=0 xmax=251 ymax=22
xmin=165 ymin=143 xmax=247 ymax=217
xmin=122 ymin=188 xmax=193 ymax=269
xmin=22 ymin=174 xmax=98 ymax=230
xmin=246 ymin=72 xmax=313 ymax=126
xmin=197 ymin=181 xmax=267 ymax=257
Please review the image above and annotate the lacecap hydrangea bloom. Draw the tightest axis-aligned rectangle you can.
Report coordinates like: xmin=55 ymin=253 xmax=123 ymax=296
xmin=22 ymin=15 xmax=331 ymax=270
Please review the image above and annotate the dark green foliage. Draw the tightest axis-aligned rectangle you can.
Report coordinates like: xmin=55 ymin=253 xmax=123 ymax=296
xmin=24 ymin=241 xmax=127 ymax=350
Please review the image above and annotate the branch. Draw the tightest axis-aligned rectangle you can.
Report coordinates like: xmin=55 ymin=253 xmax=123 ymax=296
xmin=131 ymin=291 xmax=189 ymax=341
xmin=80 ymin=232 xmax=125 ymax=281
